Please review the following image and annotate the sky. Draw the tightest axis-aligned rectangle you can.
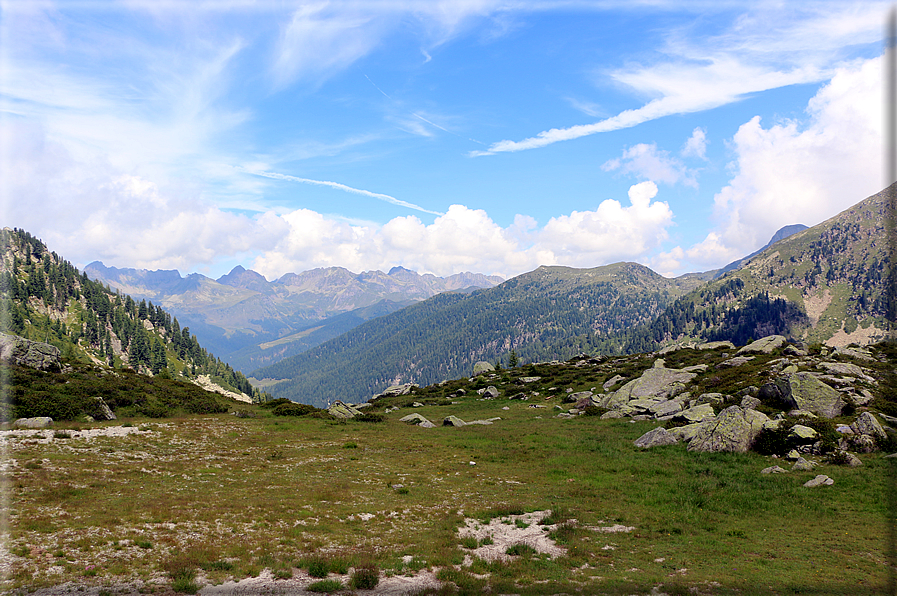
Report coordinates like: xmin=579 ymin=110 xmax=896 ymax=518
xmin=0 ymin=0 xmax=889 ymax=281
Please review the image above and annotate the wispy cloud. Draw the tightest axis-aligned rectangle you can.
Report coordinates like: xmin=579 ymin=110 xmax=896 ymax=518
xmin=471 ymin=2 xmax=885 ymax=156
xmin=242 ymin=168 xmax=444 ymax=216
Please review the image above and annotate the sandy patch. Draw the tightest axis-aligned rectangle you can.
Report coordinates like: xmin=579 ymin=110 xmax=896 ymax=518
xmin=803 ymin=288 xmax=832 ymax=326
xmin=0 ymin=424 xmax=149 ymax=446
xmin=194 ymin=374 xmax=253 ymax=404
xmin=824 ymin=321 xmax=887 ymax=348
xmin=457 ymin=510 xmax=566 ymax=562
xmin=199 ymin=568 xmax=441 ymax=595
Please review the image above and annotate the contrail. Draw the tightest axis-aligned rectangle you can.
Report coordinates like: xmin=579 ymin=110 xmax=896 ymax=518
xmin=242 ymin=168 xmax=444 ymax=216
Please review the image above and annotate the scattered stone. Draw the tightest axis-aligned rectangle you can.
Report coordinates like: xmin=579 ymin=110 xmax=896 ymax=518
xmin=372 ymin=383 xmax=417 ymax=400
xmin=473 ymin=361 xmax=495 ymax=375
xmin=736 ymin=335 xmax=786 ymax=354
xmin=400 ymin=413 xmax=433 ymax=426
xmin=761 ymin=466 xmax=788 ymax=474
xmin=633 ymin=427 xmax=679 ymax=448
xmin=412 ymin=402 xmax=424 ymax=407
xmin=519 ymin=377 xmax=541 ymax=383
xmin=14 ymin=417 xmax=53 ymax=429
xmin=443 ymin=416 xmax=467 ymax=427
xmin=785 ymin=449 xmax=801 ymax=461
xmin=803 ymin=475 xmax=834 ymax=488
xmin=791 ymin=457 xmax=815 ymax=471
xmin=717 ymin=356 xmax=755 ymax=368
xmin=482 ymin=386 xmax=500 ymax=399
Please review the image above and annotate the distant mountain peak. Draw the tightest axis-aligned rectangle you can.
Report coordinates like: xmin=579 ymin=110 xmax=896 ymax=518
xmin=388 ymin=266 xmax=414 ymax=276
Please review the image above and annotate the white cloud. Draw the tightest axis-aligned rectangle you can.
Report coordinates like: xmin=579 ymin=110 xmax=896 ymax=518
xmin=703 ymin=55 xmax=882 ymax=260
xmin=602 ymin=143 xmax=697 ymax=187
xmin=681 ymin=127 xmax=707 ymax=159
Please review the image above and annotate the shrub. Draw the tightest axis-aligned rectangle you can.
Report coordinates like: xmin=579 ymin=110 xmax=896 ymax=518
xmin=505 ymin=543 xmax=537 ymax=557
xmin=350 ymin=565 xmax=379 ymax=589
xmin=307 ymin=556 xmax=329 ymax=578
xmin=460 ymin=536 xmax=478 ymax=549
xmin=354 ymin=413 xmax=384 ymax=423
xmin=752 ymin=426 xmax=793 ymax=456
xmin=272 ymin=402 xmax=317 ymax=417
xmin=478 ymin=536 xmax=493 ymax=546
xmin=273 ymin=567 xmax=292 ymax=579
xmin=307 ymin=579 xmax=343 ymax=593
xmin=260 ymin=398 xmax=293 ymax=409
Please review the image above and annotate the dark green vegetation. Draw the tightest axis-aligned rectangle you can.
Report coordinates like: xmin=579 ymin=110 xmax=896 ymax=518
xmin=5 ymin=351 xmax=890 ymax=595
xmin=254 ymin=262 xmax=705 ymax=406
xmin=252 ymin=186 xmax=893 ymax=406
xmin=7 ymin=362 xmax=228 ymax=420
xmin=0 ymin=228 xmax=269 ymax=409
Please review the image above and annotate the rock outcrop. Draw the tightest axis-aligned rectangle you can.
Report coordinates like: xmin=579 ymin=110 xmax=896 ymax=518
xmin=0 ymin=333 xmax=61 ymax=371
xmin=687 ymin=406 xmax=769 ymax=453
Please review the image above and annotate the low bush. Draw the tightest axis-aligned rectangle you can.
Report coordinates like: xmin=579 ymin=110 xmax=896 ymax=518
xmin=307 ymin=556 xmax=329 ymax=578
xmin=350 ymin=565 xmax=379 ymax=589
xmin=354 ymin=413 xmax=384 ymax=423
xmin=505 ymin=543 xmax=537 ymax=557
xmin=272 ymin=402 xmax=317 ymax=417
xmin=260 ymin=398 xmax=293 ymax=409
xmin=306 ymin=578 xmax=343 ymax=593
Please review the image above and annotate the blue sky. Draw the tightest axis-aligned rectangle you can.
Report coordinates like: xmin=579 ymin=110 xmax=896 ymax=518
xmin=0 ymin=0 xmax=888 ymax=280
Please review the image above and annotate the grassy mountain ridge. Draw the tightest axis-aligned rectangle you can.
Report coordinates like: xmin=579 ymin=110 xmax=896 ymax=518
xmin=0 ymin=228 xmax=266 ymax=418
xmin=252 ymin=262 xmax=702 ymax=406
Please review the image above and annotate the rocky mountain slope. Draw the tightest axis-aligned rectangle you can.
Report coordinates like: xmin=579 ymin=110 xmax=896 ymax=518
xmin=85 ymin=262 xmax=503 ymax=371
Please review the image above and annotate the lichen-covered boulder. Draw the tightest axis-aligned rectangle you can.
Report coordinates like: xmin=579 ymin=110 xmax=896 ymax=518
xmin=789 ymin=425 xmax=818 ymax=441
xmin=669 ymin=422 xmax=707 ymax=443
xmin=633 ymin=427 xmax=679 ymax=448
xmin=740 ymin=396 xmax=762 ymax=410
xmin=327 ymin=401 xmax=362 ymax=419
xmin=400 ymin=413 xmax=432 ymax=426
xmin=443 ymin=415 xmax=466 ymax=427
xmin=482 ymin=386 xmax=500 ymax=399
xmin=803 ymin=475 xmax=834 ymax=488
xmin=851 ymin=412 xmax=886 ymax=439
xmin=600 ymin=367 xmax=696 ymax=409
xmin=736 ymin=335 xmax=787 ymax=355
xmin=473 ymin=361 xmax=495 ymax=376
xmin=687 ymin=406 xmax=769 ymax=453
xmin=674 ymin=404 xmax=716 ymax=424
xmin=783 ymin=373 xmax=845 ymax=418
xmin=698 ymin=341 xmax=735 ymax=350
xmin=14 ymin=417 xmax=53 ymax=429
xmin=87 ymin=396 xmax=117 ymax=421
xmin=0 ymin=333 xmax=61 ymax=371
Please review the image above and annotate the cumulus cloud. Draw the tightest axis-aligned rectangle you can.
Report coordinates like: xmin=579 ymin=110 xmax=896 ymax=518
xmin=704 ymin=55 xmax=882 ymax=260
xmin=681 ymin=127 xmax=708 ymax=159
xmin=251 ymin=182 xmax=676 ymax=279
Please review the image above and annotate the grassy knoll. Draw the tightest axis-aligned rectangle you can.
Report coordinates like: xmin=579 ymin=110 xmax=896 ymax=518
xmin=3 ymin=386 xmax=891 ymax=595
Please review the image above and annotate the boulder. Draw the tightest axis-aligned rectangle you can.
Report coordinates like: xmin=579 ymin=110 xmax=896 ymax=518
xmin=761 ymin=466 xmax=788 ymax=474
xmin=717 ymin=356 xmax=756 ymax=368
xmin=87 ymin=397 xmax=116 ymax=421
xmin=791 ymin=457 xmax=815 ymax=471
xmin=519 ymin=376 xmax=541 ymax=384
xmin=372 ymin=383 xmax=417 ymax=400
xmin=851 ymin=412 xmax=886 ymax=439
xmin=840 ymin=434 xmax=876 ymax=453
xmin=697 ymin=341 xmax=735 ymax=350
xmin=789 ymin=425 xmax=818 ymax=441
xmin=0 ymin=333 xmax=61 ymax=371
xmin=831 ymin=346 xmax=874 ymax=361
xmin=327 ymin=401 xmax=362 ymax=419
xmin=14 ymin=417 xmax=53 ymax=429
xmin=633 ymin=427 xmax=679 ymax=448
xmin=400 ymin=413 xmax=433 ymax=426
xmin=740 ymin=396 xmax=762 ymax=410
xmin=565 ymin=390 xmax=594 ymax=404
xmin=782 ymin=373 xmax=845 ymax=418
xmin=482 ymin=386 xmax=500 ymax=399
xmin=783 ymin=345 xmax=808 ymax=357
xmin=601 ymin=367 xmax=696 ymax=409
xmin=669 ymin=423 xmax=706 ymax=443
xmin=648 ymin=400 xmax=683 ymax=418
xmin=473 ymin=361 xmax=495 ymax=375
xmin=602 ymin=375 xmax=626 ymax=391
xmin=818 ymin=361 xmax=873 ymax=381
xmin=736 ymin=335 xmax=787 ymax=355
xmin=442 ymin=415 xmax=466 ymax=427
xmin=695 ymin=393 xmax=725 ymax=406
xmin=687 ymin=406 xmax=769 ymax=453
xmin=803 ymin=475 xmax=834 ymax=488
xmin=675 ymin=404 xmax=716 ymax=424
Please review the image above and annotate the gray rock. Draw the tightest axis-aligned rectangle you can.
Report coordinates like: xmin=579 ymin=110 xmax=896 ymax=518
xmin=783 ymin=345 xmax=808 ymax=357
xmin=0 ymin=333 xmax=61 ymax=371
xmin=556 ymin=413 xmax=576 ymax=419
xmin=443 ymin=415 xmax=466 ymax=427
xmin=675 ymin=404 xmax=717 ymax=424
xmin=780 ymin=373 xmax=845 ymax=418
xmin=565 ymin=390 xmax=594 ymax=404
xmin=736 ymin=335 xmax=787 ymax=355
xmin=831 ymin=346 xmax=874 ymax=361
xmin=400 ymin=413 xmax=433 ymax=426
xmin=851 ymin=412 xmax=886 ymax=439
xmin=600 ymin=410 xmax=625 ymax=419
xmin=412 ymin=402 xmax=424 ymax=407
xmin=629 ymin=397 xmax=663 ymax=411
xmin=601 ymin=367 xmax=697 ymax=409
xmin=788 ymin=409 xmax=818 ymax=419
xmin=789 ymin=425 xmax=818 ymax=441
xmin=419 ymin=420 xmax=436 ymax=428
xmin=482 ymin=386 xmax=500 ymax=399
xmin=803 ymin=475 xmax=834 ymax=487
xmin=14 ymin=417 xmax=53 ymax=429
xmin=785 ymin=449 xmax=801 ymax=460
xmin=669 ymin=423 xmax=707 ymax=443
xmin=717 ymin=356 xmax=756 ymax=368
xmin=87 ymin=397 xmax=116 ymax=421
xmin=740 ymin=396 xmax=762 ymax=410
xmin=761 ymin=465 xmax=788 ymax=474
xmin=698 ymin=341 xmax=735 ymax=350
xmin=465 ymin=420 xmax=494 ymax=425
xmin=473 ymin=361 xmax=495 ymax=375
xmin=648 ymin=400 xmax=683 ymax=417
xmin=519 ymin=377 xmax=541 ymax=383
xmin=687 ymin=405 xmax=769 ymax=453
xmin=791 ymin=457 xmax=816 ymax=471
xmin=682 ymin=364 xmax=708 ymax=373
xmin=602 ymin=375 xmax=626 ymax=391
xmin=327 ymin=401 xmax=362 ymax=419
xmin=818 ymin=361 xmax=872 ymax=380
xmin=633 ymin=427 xmax=679 ymax=448
xmin=695 ymin=393 xmax=725 ymax=406
xmin=762 ymin=419 xmax=785 ymax=431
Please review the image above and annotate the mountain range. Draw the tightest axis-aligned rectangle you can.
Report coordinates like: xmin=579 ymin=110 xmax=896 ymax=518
xmin=250 ymin=186 xmax=891 ymax=406
xmin=84 ymin=262 xmax=504 ymax=372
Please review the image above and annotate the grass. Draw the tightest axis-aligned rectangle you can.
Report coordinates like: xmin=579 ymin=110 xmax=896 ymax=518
xmin=306 ymin=578 xmax=344 ymax=592
xmin=3 ymin=347 xmax=893 ymax=595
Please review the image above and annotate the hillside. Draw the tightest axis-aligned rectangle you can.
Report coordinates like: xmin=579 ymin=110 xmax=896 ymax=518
xmin=613 ymin=185 xmax=893 ymax=353
xmin=0 ymin=228 xmax=267 ymax=417
xmin=85 ymin=262 xmax=503 ymax=371
xmin=252 ymin=262 xmax=705 ymax=405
